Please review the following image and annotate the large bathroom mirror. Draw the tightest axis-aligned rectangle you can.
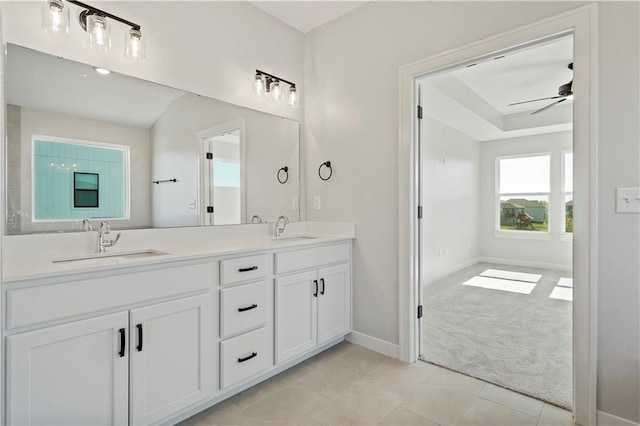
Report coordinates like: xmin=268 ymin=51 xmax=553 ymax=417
xmin=5 ymin=44 xmax=300 ymax=234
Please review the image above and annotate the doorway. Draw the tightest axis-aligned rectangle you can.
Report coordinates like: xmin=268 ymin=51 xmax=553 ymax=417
xmin=417 ymin=36 xmax=574 ymax=408
xmin=198 ymin=119 xmax=246 ymax=226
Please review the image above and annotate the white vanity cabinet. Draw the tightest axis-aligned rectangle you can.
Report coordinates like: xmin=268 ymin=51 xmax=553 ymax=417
xmin=4 ymin=260 xmax=213 ymax=426
xmin=274 ymin=243 xmax=351 ymax=364
xmin=7 ymin=312 xmax=130 ymax=426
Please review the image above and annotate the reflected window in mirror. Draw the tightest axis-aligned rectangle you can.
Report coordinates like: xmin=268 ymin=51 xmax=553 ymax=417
xmin=32 ymin=137 xmax=129 ymax=221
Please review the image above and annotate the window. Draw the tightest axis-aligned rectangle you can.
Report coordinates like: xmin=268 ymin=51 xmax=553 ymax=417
xmin=32 ymin=137 xmax=128 ymax=221
xmin=563 ymin=152 xmax=573 ymax=233
xmin=497 ymin=154 xmax=550 ymax=232
xmin=73 ymin=172 xmax=99 ymax=208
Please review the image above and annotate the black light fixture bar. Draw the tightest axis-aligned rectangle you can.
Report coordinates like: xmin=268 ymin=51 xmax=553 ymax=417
xmin=256 ymin=69 xmax=295 ymax=88
xmin=67 ymin=0 xmax=141 ymax=30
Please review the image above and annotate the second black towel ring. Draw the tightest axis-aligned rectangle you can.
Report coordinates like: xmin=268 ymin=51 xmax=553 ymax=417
xmin=318 ymin=161 xmax=333 ymax=181
xmin=277 ymin=166 xmax=289 ymax=184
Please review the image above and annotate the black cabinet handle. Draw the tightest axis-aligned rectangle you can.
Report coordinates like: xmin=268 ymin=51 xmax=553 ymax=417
xmin=320 ymin=278 xmax=325 ymax=295
xmin=238 ymin=266 xmax=258 ymax=272
xmin=238 ymin=352 xmax=258 ymax=363
xmin=238 ymin=304 xmax=258 ymax=312
xmin=118 ymin=328 xmax=126 ymax=357
xmin=136 ymin=324 xmax=143 ymax=352
xmin=313 ymin=279 xmax=318 ymax=297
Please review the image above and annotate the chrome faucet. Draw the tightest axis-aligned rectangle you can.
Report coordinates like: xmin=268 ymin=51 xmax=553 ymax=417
xmin=82 ymin=219 xmax=93 ymax=232
xmin=275 ymin=215 xmax=289 ymax=237
xmin=251 ymin=215 xmax=263 ymax=223
xmin=96 ymin=221 xmax=121 ymax=252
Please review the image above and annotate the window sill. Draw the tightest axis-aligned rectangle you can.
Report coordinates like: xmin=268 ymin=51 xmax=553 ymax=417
xmin=494 ymin=230 xmax=552 ymax=241
xmin=560 ymin=233 xmax=573 ymax=242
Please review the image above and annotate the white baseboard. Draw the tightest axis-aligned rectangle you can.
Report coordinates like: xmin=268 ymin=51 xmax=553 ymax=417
xmin=597 ymin=411 xmax=639 ymax=426
xmin=346 ymin=331 xmax=399 ymax=358
xmin=479 ymin=256 xmax=572 ymax=272
xmin=424 ymin=257 xmax=481 ymax=284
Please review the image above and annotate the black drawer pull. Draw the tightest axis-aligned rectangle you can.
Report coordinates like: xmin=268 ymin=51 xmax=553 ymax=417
xmin=238 ymin=352 xmax=258 ymax=363
xmin=238 ymin=266 xmax=258 ymax=272
xmin=313 ymin=279 xmax=318 ymax=297
xmin=320 ymin=278 xmax=325 ymax=295
xmin=136 ymin=324 xmax=143 ymax=352
xmin=118 ymin=328 xmax=126 ymax=357
xmin=238 ymin=304 xmax=258 ymax=312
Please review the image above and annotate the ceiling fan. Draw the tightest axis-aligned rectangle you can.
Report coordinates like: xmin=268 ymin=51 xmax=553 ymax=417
xmin=508 ymin=63 xmax=573 ymax=115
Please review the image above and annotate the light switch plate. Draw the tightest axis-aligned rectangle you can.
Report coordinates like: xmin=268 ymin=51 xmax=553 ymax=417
xmin=616 ymin=187 xmax=640 ymax=213
xmin=313 ymin=196 xmax=321 ymax=210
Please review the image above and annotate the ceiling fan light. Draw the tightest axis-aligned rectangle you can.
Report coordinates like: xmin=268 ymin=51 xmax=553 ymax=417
xmin=41 ymin=0 xmax=70 ymax=38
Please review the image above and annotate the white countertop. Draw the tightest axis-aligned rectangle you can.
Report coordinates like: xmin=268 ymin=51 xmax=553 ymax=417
xmin=2 ymin=222 xmax=355 ymax=283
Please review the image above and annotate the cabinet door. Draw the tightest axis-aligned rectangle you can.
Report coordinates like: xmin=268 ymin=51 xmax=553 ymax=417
xmin=317 ymin=263 xmax=351 ymax=345
xmin=129 ymin=294 xmax=212 ymax=425
xmin=275 ymin=271 xmax=317 ymax=364
xmin=7 ymin=312 xmax=129 ymax=426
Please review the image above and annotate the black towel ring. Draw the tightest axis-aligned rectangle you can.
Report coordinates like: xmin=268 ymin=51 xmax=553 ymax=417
xmin=318 ymin=161 xmax=333 ymax=181
xmin=277 ymin=166 xmax=289 ymax=184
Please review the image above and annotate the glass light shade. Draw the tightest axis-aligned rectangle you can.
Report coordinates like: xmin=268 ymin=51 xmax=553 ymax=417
xmin=253 ymin=74 xmax=266 ymax=97
xmin=288 ymin=86 xmax=299 ymax=108
xmin=270 ymin=80 xmax=283 ymax=103
xmin=87 ymin=14 xmax=111 ymax=52
xmin=41 ymin=0 xmax=69 ymax=38
xmin=124 ymin=28 xmax=145 ymax=62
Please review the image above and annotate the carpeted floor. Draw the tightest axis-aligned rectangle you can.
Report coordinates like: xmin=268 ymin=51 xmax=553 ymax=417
xmin=421 ymin=262 xmax=572 ymax=409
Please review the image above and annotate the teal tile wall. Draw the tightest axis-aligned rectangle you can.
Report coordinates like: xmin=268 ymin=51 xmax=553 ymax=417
xmin=33 ymin=139 xmax=125 ymax=220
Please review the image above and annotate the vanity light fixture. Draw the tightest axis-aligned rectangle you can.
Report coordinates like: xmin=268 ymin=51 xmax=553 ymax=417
xmin=253 ymin=70 xmax=299 ymax=108
xmin=42 ymin=0 xmax=145 ymax=62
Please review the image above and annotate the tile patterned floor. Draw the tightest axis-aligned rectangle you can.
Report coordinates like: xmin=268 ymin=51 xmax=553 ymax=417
xmin=180 ymin=342 xmax=574 ymax=426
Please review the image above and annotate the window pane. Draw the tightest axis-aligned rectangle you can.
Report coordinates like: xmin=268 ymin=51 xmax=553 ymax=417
xmin=500 ymin=196 xmax=548 ymax=232
xmin=565 ymin=194 xmax=573 ymax=233
xmin=499 ymin=155 xmax=550 ymax=193
xmin=564 ymin=152 xmax=573 ymax=192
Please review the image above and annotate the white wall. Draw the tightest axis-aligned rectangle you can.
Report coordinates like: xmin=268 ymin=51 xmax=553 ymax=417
xmin=479 ymin=132 xmax=572 ymax=269
xmin=304 ymin=2 xmax=639 ymax=422
xmin=13 ymin=106 xmax=151 ymax=233
xmin=422 ymin=117 xmax=480 ymax=282
xmin=151 ymin=94 xmax=299 ymax=227
xmin=596 ymin=3 xmax=640 ymax=422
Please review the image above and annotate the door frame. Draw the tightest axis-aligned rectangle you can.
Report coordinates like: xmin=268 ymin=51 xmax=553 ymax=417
xmin=398 ymin=4 xmax=598 ymax=425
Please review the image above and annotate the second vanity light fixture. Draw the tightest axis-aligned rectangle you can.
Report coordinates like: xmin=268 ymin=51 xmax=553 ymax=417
xmin=42 ymin=0 xmax=145 ymax=62
xmin=253 ymin=70 xmax=299 ymax=108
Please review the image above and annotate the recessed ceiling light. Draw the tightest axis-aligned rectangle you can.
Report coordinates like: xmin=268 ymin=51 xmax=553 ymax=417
xmin=94 ymin=67 xmax=111 ymax=75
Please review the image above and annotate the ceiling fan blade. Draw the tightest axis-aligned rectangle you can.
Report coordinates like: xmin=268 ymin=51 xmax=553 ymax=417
xmin=508 ymin=95 xmax=564 ymax=106
xmin=531 ymin=98 xmax=567 ymax=115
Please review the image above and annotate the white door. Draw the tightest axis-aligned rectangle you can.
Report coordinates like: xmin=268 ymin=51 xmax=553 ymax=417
xmin=129 ymin=294 xmax=212 ymax=425
xmin=317 ymin=263 xmax=351 ymax=344
xmin=7 ymin=312 xmax=129 ymax=426
xmin=275 ymin=271 xmax=317 ymax=364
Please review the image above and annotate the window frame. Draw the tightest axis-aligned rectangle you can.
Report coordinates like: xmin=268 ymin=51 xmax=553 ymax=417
xmin=495 ymin=152 xmax=552 ymax=240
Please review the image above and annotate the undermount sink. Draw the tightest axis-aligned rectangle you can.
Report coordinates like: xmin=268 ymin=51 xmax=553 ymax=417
xmin=51 ymin=249 xmax=168 ymax=266
xmin=271 ymin=236 xmax=319 ymax=242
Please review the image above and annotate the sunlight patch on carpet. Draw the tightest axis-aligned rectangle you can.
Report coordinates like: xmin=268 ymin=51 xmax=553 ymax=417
xmin=479 ymin=269 xmax=542 ymax=283
xmin=550 ymin=286 xmax=573 ymax=301
xmin=463 ymin=276 xmax=536 ymax=295
xmin=557 ymin=277 xmax=573 ymax=288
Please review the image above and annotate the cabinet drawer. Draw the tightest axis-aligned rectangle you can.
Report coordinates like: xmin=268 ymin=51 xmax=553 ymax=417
xmin=221 ymin=281 xmax=268 ymax=338
xmin=220 ymin=327 xmax=270 ymax=389
xmin=6 ymin=262 xmax=212 ymax=329
xmin=275 ymin=243 xmax=350 ymax=275
xmin=220 ymin=254 xmax=268 ymax=286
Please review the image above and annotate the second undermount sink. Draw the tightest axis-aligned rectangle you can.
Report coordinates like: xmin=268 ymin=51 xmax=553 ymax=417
xmin=271 ymin=236 xmax=319 ymax=242
xmin=51 ymin=249 xmax=168 ymax=266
